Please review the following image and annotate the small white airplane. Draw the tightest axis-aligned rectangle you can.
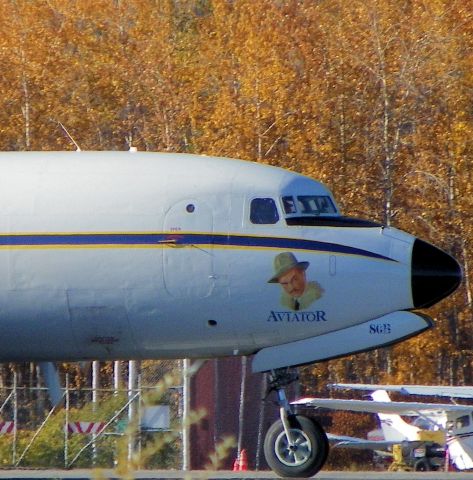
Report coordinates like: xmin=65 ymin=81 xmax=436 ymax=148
xmin=0 ymin=151 xmax=462 ymax=477
xmin=294 ymin=384 xmax=473 ymax=471
xmin=322 ymin=389 xmax=446 ymax=471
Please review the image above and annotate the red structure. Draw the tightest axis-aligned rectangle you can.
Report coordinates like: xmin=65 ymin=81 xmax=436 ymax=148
xmin=189 ymin=357 xmax=279 ymax=470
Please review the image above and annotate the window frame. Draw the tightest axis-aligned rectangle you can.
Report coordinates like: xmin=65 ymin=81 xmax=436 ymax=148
xmin=249 ymin=197 xmax=281 ymax=225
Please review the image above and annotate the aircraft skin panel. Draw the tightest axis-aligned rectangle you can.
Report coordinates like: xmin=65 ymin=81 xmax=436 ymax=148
xmin=332 ymin=383 xmax=473 ymax=399
xmin=370 ymin=390 xmax=421 ymax=441
xmin=0 ymin=231 xmax=404 ymax=266
xmin=162 ymin=199 xmax=215 ymax=299
xmin=291 ymin=397 xmax=473 ymax=415
xmin=327 ymin=433 xmax=398 ymax=450
xmin=0 ymin=233 xmax=411 ymax=361
xmin=0 ymin=151 xmax=460 ymax=365
xmin=252 ymin=311 xmax=432 ymax=372
xmin=448 ymin=435 xmax=473 ymax=470
xmin=0 ymin=288 xmax=77 ymax=361
xmin=0 ymin=239 xmax=413 ymax=359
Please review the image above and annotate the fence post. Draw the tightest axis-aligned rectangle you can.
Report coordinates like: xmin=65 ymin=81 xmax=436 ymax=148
xmin=128 ymin=360 xmax=138 ymax=464
xmin=182 ymin=358 xmax=190 ymax=471
xmin=92 ymin=361 xmax=100 ymax=465
xmin=12 ymin=371 xmax=17 ymax=465
xmin=64 ymin=374 xmax=69 ymax=468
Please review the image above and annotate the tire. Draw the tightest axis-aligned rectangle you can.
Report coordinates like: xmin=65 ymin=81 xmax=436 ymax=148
xmin=264 ymin=415 xmax=329 ymax=478
xmin=414 ymin=458 xmax=431 ymax=471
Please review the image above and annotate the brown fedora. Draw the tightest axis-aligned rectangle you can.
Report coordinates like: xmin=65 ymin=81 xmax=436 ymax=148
xmin=268 ymin=252 xmax=309 ymax=283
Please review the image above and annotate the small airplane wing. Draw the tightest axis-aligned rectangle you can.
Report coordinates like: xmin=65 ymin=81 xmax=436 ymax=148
xmin=292 ymin=397 xmax=473 ymax=415
xmin=331 ymin=383 xmax=473 ymax=399
xmin=327 ymin=433 xmax=396 ymax=450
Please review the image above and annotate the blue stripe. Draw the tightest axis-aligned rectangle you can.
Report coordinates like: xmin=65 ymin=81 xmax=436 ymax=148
xmin=211 ymin=234 xmax=394 ymax=261
xmin=0 ymin=234 xmax=161 ymax=246
xmin=0 ymin=233 xmax=395 ymax=261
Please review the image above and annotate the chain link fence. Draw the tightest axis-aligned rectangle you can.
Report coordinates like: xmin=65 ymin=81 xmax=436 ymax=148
xmin=0 ymin=360 xmax=184 ymax=469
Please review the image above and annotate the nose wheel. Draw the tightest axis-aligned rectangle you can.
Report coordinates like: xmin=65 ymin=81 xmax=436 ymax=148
xmin=264 ymin=414 xmax=328 ymax=477
xmin=263 ymin=369 xmax=329 ymax=477
xmin=275 ymin=423 xmax=312 ymax=466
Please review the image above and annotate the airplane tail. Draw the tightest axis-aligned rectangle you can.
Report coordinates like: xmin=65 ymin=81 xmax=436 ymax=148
xmin=371 ymin=390 xmax=420 ymax=442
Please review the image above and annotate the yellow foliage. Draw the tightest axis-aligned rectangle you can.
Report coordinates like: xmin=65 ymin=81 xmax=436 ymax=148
xmin=0 ymin=0 xmax=470 ymax=390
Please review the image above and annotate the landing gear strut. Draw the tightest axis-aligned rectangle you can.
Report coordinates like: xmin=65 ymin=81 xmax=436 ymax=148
xmin=263 ymin=368 xmax=329 ymax=478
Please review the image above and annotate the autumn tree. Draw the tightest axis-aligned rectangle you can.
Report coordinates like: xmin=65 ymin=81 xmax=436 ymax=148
xmin=0 ymin=0 xmax=471 ymax=452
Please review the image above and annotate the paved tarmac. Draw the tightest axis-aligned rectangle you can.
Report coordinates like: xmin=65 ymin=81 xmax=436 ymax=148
xmin=0 ymin=470 xmax=472 ymax=480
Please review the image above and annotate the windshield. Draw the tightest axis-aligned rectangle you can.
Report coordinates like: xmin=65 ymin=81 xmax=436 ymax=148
xmin=282 ymin=195 xmax=337 ymax=216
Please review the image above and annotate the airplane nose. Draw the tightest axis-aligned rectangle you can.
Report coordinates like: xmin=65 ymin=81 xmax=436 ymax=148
xmin=411 ymin=239 xmax=462 ymax=308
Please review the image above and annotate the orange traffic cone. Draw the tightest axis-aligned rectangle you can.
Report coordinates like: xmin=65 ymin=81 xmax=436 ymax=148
xmin=239 ymin=449 xmax=248 ymax=471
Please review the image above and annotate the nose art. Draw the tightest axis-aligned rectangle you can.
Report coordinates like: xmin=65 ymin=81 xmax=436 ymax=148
xmin=411 ymin=239 xmax=462 ymax=309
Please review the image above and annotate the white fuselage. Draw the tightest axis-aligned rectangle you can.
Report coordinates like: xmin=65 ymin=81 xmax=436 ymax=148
xmin=446 ymin=411 xmax=473 ymax=470
xmin=0 ymin=152 xmax=457 ymax=365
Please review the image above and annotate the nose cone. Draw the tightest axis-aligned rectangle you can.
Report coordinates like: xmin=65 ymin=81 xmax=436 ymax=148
xmin=412 ymin=239 xmax=462 ymax=308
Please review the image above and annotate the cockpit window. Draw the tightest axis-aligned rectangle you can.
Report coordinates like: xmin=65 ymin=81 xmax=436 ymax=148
xmin=250 ymin=198 xmax=279 ymax=224
xmin=282 ymin=196 xmax=297 ymax=214
xmin=456 ymin=415 xmax=470 ymax=429
xmin=282 ymin=195 xmax=337 ymax=216
xmin=298 ymin=195 xmax=337 ymax=215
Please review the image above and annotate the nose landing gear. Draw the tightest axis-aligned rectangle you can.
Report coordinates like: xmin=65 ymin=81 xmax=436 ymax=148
xmin=263 ymin=368 xmax=329 ymax=478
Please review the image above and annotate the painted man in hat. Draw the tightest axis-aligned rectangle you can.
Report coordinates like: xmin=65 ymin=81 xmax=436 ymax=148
xmin=268 ymin=252 xmax=324 ymax=311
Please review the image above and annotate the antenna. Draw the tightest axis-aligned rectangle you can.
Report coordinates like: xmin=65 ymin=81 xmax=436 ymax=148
xmin=58 ymin=122 xmax=81 ymax=151
xmin=126 ymin=135 xmax=138 ymax=152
